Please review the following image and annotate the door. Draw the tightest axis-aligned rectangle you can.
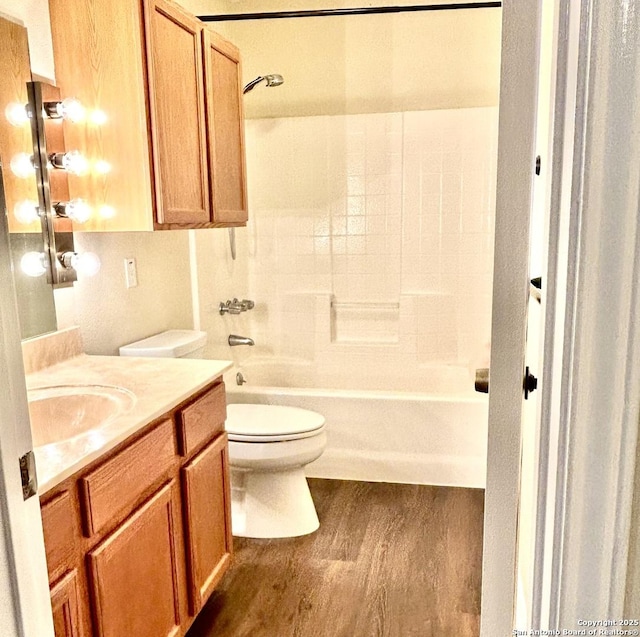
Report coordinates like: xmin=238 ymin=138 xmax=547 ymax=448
xmin=181 ymin=433 xmax=232 ymax=615
xmin=0 ymin=163 xmax=55 ymax=636
xmin=480 ymin=1 xmax=543 ymax=635
xmin=50 ymin=571 xmax=83 ymax=637
xmin=145 ymin=0 xmax=210 ymax=226
xmin=203 ymin=29 xmax=248 ymax=226
xmin=87 ymin=482 xmax=182 ymax=637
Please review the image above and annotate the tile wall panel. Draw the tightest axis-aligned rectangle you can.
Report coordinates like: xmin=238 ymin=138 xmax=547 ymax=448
xmin=227 ymin=107 xmax=497 ymax=382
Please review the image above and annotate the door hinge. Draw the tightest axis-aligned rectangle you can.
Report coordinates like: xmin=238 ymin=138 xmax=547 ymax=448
xmin=19 ymin=451 xmax=37 ymax=500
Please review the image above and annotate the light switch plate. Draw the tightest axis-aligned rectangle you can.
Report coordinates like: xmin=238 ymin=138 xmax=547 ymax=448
xmin=125 ymin=257 xmax=138 ymax=288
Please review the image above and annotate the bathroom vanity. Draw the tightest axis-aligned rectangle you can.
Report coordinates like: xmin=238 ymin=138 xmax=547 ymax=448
xmin=25 ymin=332 xmax=233 ymax=637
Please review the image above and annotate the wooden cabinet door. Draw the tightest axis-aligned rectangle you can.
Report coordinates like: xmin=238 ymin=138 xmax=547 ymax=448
xmin=203 ymin=30 xmax=248 ymax=226
xmin=145 ymin=0 xmax=210 ymax=226
xmin=88 ymin=482 xmax=183 ymax=637
xmin=181 ymin=433 xmax=233 ymax=614
xmin=51 ymin=571 xmax=83 ymax=637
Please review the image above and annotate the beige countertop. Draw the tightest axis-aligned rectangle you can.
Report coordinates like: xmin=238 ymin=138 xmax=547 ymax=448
xmin=27 ymin=354 xmax=232 ymax=494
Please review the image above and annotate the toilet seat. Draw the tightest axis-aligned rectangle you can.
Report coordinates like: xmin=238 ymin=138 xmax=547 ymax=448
xmin=226 ymin=404 xmax=326 ymax=443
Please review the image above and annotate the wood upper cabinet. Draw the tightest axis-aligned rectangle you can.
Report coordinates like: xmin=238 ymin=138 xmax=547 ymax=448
xmin=145 ymin=0 xmax=210 ymax=226
xmin=181 ymin=433 xmax=233 ymax=614
xmin=203 ymin=31 xmax=248 ymax=226
xmin=48 ymin=0 xmax=155 ymax=231
xmin=48 ymin=0 xmax=248 ymax=231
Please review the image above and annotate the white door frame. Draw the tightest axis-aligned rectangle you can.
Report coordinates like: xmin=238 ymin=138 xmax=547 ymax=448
xmin=0 ymin=165 xmax=54 ymax=635
xmin=543 ymin=0 xmax=640 ymax=626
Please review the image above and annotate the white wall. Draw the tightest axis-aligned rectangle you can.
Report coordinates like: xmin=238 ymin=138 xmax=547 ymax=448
xmin=216 ymin=7 xmax=501 ymax=118
xmin=56 ymin=232 xmax=194 ymax=355
xmin=194 ymin=107 xmax=497 ymax=390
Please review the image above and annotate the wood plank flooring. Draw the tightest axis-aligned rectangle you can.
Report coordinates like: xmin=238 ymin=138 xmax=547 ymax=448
xmin=186 ymin=479 xmax=484 ymax=637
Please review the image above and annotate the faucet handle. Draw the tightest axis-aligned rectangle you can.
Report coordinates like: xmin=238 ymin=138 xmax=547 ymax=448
xmin=219 ymin=301 xmax=241 ymax=315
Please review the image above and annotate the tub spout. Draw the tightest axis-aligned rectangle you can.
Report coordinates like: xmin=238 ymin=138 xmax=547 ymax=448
xmin=228 ymin=334 xmax=255 ymax=347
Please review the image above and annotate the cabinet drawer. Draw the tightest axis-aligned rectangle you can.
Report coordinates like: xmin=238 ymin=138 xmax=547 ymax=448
xmin=177 ymin=383 xmax=226 ymax=456
xmin=41 ymin=492 xmax=80 ymax=584
xmin=80 ymin=419 xmax=177 ymax=537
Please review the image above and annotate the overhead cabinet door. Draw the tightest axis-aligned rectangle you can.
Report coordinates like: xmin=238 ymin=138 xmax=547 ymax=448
xmin=203 ymin=30 xmax=248 ymax=226
xmin=146 ymin=0 xmax=210 ymax=226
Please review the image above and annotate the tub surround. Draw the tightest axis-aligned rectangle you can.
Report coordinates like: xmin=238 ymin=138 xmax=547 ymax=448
xmin=23 ymin=328 xmax=232 ymax=493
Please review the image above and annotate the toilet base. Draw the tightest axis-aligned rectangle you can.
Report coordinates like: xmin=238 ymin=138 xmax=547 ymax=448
xmin=230 ymin=467 xmax=320 ymax=539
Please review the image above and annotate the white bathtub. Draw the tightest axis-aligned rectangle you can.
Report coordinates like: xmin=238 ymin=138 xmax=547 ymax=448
xmin=224 ymin=363 xmax=488 ymax=489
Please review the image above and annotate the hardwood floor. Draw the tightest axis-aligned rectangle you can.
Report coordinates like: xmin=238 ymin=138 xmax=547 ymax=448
xmin=186 ymin=479 xmax=484 ymax=637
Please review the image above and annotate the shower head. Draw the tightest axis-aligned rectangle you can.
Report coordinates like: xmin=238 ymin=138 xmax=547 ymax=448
xmin=243 ymin=74 xmax=284 ymax=94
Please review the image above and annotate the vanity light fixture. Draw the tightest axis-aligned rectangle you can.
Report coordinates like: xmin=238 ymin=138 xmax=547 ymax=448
xmin=48 ymin=150 xmax=89 ymax=175
xmin=43 ymin=97 xmax=85 ymax=123
xmin=58 ymin=251 xmax=101 ymax=277
xmin=20 ymin=251 xmax=47 ymax=278
xmin=13 ymin=200 xmax=41 ymax=225
xmin=10 ymin=152 xmax=35 ymax=178
xmin=5 ymin=102 xmax=30 ymax=126
xmin=53 ymin=199 xmax=92 ymax=224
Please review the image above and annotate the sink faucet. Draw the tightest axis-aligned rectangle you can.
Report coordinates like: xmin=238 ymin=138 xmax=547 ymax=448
xmin=228 ymin=334 xmax=255 ymax=347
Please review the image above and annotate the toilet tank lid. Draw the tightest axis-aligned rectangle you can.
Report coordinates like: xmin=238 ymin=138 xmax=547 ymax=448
xmin=119 ymin=330 xmax=207 ymax=358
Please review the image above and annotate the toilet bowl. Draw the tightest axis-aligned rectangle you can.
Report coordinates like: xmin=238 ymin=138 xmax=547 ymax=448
xmin=225 ymin=403 xmax=326 ymax=539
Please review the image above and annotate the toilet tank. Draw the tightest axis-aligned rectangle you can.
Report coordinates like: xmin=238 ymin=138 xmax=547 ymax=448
xmin=119 ymin=330 xmax=207 ymax=359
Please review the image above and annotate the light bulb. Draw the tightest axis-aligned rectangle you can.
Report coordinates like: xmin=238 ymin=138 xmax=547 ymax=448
xmin=90 ymin=109 xmax=108 ymax=126
xmin=44 ymin=97 xmax=85 ymax=122
xmin=49 ymin=151 xmax=89 ymax=175
xmin=94 ymin=159 xmax=111 ymax=175
xmin=60 ymin=98 xmax=85 ymax=122
xmin=20 ymin=252 xmax=47 ymax=277
xmin=10 ymin=153 xmax=35 ymax=178
xmin=71 ymin=251 xmax=101 ymax=277
xmin=13 ymin=200 xmax=40 ymax=225
xmin=5 ymin=102 xmax=29 ymax=126
xmin=54 ymin=199 xmax=92 ymax=223
xmin=98 ymin=205 xmax=116 ymax=219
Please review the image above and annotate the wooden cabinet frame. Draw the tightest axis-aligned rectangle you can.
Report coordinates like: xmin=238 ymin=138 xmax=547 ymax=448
xmin=40 ymin=380 xmax=232 ymax=637
xmin=48 ymin=0 xmax=248 ymax=232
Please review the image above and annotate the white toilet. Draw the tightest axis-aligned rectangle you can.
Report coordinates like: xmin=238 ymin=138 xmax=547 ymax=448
xmin=225 ymin=403 xmax=326 ymax=539
xmin=120 ymin=330 xmax=327 ymax=539
xmin=119 ymin=329 xmax=208 ymax=359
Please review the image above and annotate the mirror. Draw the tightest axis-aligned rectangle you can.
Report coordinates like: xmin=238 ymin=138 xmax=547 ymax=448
xmin=0 ymin=15 xmax=57 ymax=339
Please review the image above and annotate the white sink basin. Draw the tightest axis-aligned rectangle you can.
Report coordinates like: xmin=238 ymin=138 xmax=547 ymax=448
xmin=28 ymin=385 xmax=136 ymax=447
